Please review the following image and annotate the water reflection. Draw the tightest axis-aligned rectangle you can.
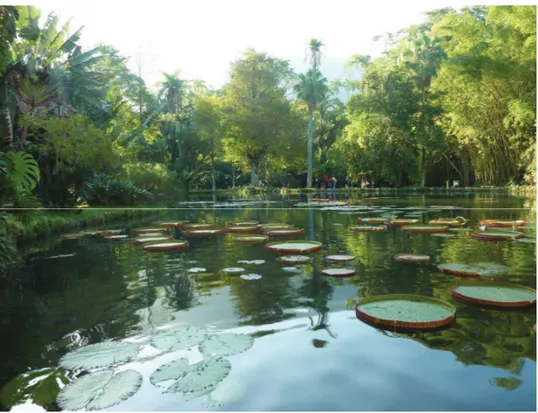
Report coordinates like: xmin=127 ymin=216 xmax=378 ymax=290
xmin=0 ymin=193 xmax=535 ymax=410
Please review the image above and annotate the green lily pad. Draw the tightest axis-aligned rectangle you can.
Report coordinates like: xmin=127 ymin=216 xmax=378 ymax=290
xmin=59 ymin=341 xmax=140 ymax=371
xmin=448 ymin=227 xmax=473 ymax=232
xmin=0 ymin=368 xmax=71 ymax=409
xmin=451 ymin=282 xmax=536 ymax=307
xmin=199 ymin=333 xmax=254 ymax=357
xmin=57 ymin=369 xmax=142 ymax=411
xmin=431 ymin=233 xmax=456 ymax=238
xmin=266 ymin=241 xmax=322 ymax=254
xmin=150 ymin=326 xmax=207 ymax=351
xmin=240 ymin=273 xmax=262 ymax=280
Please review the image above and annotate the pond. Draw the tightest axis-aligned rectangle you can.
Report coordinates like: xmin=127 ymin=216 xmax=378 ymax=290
xmin=1 ymin=193 xmax=536 ymax=411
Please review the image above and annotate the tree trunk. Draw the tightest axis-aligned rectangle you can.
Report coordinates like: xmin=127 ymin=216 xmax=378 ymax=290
xmin=211 ymin=155 xmax=216 ymax=192
xmin=250 ymin=161 xmax=258 ymax=186
xmin=232 ymin=167 xmax=236 ymax=189
xmin=17 ymin=124 xmax=28 ymax=151
xmin=4 ymin=108 xmax=13 ymax=148
xmin=420 ymin=147 xmax=426 ymax=187
xmin=307 ymin=115 xmax=314 ymax=187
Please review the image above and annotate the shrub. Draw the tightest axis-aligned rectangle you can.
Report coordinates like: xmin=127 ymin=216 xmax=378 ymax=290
xmin=80 ymin=174 xmax=153 ymax=206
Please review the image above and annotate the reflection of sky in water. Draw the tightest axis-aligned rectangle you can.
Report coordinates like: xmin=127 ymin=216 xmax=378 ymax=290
xmin=1 ymin=194 xmax=536 ymax=411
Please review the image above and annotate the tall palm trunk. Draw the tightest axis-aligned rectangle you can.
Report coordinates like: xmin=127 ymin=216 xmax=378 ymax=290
xmin=250 ymin=161 xmax=258 ymax=186
xmin=211 ymin=155 xmax=216 ymax=192
xmin=4 ymin=107 xmax=13 ymax=147
xmin=420 ymin=87 xmax=427 ymax=187
xmin=307 ymin=113 xmax=314 ymax=187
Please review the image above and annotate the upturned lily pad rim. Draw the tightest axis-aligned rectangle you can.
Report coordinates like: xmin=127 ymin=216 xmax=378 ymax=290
xmin=265 ymin=241 xmax=322 ymax=254
xmin=394 ymin=253 xmax=431 ymax=263
xmin=471 ymin=231 xmax=525 ymax=241
xmin=132 ymin=236 xmax=173 ymax=245
xmin=355 ymin=294 xmax=457 ymax=330
xmin=143 ymin=241 xmax=190 ymax=252
xmin=428 ymin=217 xmax=467 ymax=227
xmin=232 ymin=235 xmax=269 ymax=243
xmin=184 ymin=229 xmax=228 ymax=237
xmin=154 ymin=221 xmax=189 ymax=228
xmin=480 ymin=219 xmax=527 ymax=228
xmin=321 ymin=267 xmax=357 ymax=277
xmin=401 ymin=225 xmax=449 ymax=234
xmin=228 ymin=221 xmax=259 ymax=226
xmin=265 ymin=229 xmax=305 ymax=237
xmin=356 ymin=218 xmax=385 ymax=224
xmin=451 ymin=281 xmax=537 ymax=309
xmin=325 ymin=254 xmax=356 ymax=262
xmin=226 ymin=226 xmax=260 ymax=233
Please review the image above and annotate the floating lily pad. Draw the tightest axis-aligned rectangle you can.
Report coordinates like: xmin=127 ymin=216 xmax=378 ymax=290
xmin=203 ymin=376 xmax=247 ymax=408
xmin=44 ymin=254 xmax=75 ymax=260
xmin=277 ymin=255 xmax=311 ymax=264
xmin=0 ymin=368 xmax=71 ymax=409
xmin=471 ymin=231 xmax=525 ymax=241
xmin=240 ymin=273 xmax=262 ymax=280
xmin=232 ymin=235 xmax=269 ymax=244
xmin=266 ymin=241 xmax=322 ymax=254
xmin=164 ymin=358 xmax=231 ymax=394
xmin=232 ymin=221 xmax=259 ymax=226
xmin=402 ymin=225 xmax=449 ymax=234
xmin=429 ymin=217 xmax=467 ymax=227
xmin=431 ymin=233 xmax=456 ymax=238
xmin=150 ymin=358 xmax=190 ymax=386
xmin=385 ymin=218 xmax=420 ymax=226
xmin=223 ymin=267 xmax=245 ymax=273
xmin=59 ymin=233 xmax=85 ymax=240
xmin=349 ymin=225 xmax=387 ymax=232
xmin=103 ymin=235 xmax=129 ymax=240
xmin=326 ymin=254 xmax=355 ymax=262
xmin=226 ymin=226 xmax=259 ymax=233
xmin=150 ymin=326 xmax=207 ymax=351
xmin=437 ymin=263 xmax=510 ymax=277
xmin=199 ymin=333 xmax=254 ymax=357
xmin=188 ymin=267 xmax=206 ymax=273
xmin=356 ymin=218 xmax=385 ymax=224
xmin=59 ymin=341 xmax=140 ymax=371
xmin=155 ymin=221 xmax=189 ymax=228
xmin=95 ymin=229 xmax=125 ymax=237
xmin=480 ymin=219 xmax=527 ymax=228
xmin=355 ymin=294 xmax=456 ymax=330
xmin=185 ymin=229 xmax=227 ymax=237
xmin=321 ymin=268 xmax=356 ymax=277
xmin=282 ymin=267 xmax=302 ymax=272
xmin=130 ymin=228 xmax=166 ymax=235
xmin=184 ymin=223 xmax=218 ymax=230
xmin=132 ymin=236 xmax=172 ymax=245
xmin=237 ymin=260 xmax=265 ymax=265
xmin=143 ymin=241 xmax=189 ymax=252
xmin=394 ymin=253 xmax=430 ymax=263
xmin=57 ymin=369 xmax=142 ymax=411
xmin=451 ymin=282 xmax=536 ymax=309
xmin=135 ymin=232 xmax=166 ymax=237
xmin=265 ymin=229 xmax=305 ymax=237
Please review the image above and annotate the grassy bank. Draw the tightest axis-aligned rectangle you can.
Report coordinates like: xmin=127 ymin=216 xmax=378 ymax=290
xmin=4 ymin=208 xmax=165 ymax=242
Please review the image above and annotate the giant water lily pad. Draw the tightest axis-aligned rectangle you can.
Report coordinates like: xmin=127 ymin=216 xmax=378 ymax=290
xmin=326 ymin=254 xmax=355 ymax=262
xmin=394 ymin=253 xmax=430 ymax=263
xmin=480 ymin=219 xmax=527 ymax=228
xmin=232 ymin=235 xmax=268 ymax=244
xmin=240 ymin=273 xmax=262 ymax=280
xmin=103 ymin=235 xmax=129 ymax=240
xmin=150 ymin=326 xmax=207 ymax=351
xmin=277 ymin=255 xmax=311 ymax=264
xmin=237 ymin=260 xmax=265 ymax=265
xmin=144 ymin=241 xmax=189 ymax=252
xmin=321 ymin=268 xmax=356 ymax=277
xmin=155 ymin=221 xmax=189 ymax=228
xmin=185 ymin=229 xmax=227 ymax=237
xmin=471 ymin=231 xmax=525 ymax=241
xmin=59 ymin=233 xmax=85 ymax=240
xmin=437 ymin=263 xmax=510 ymax=277
xmin=356 ymin=218 xmax=385 ymax=224
xmin=223 ymin=267 xmax=245 ymax=274
xmin=349 ymin=225 xmax=387 ymax=232
xmin=184 ymin=223 xmax=218 ymax=229
xmin=266 ymin=241 xmax=322 ymax=254
xmin=200 ymin=333 xmax=254 ymax=357
xmin=402 ymin=225 xmax=449 ymax=234
xmin=451 ymin=282 xmax=536 ymax=309
xmin=151 ymin=358 xmax=231 ymax=395
xmin=132 ymin=236 xmax=172 ymax=245
xmin=57 ymin=369 xmax=142 ymax=411
xmin=226 ymin=226 xmax=259 ymax=233
xmin=135 ymin=232 xmax=166 ymax=237
xmin=385 ymin=218 xmax=420 ymax=226
xmin=0 ymin=368 xmax=71 ymax=409
xmin=130 ymin=228 xmax=166 ymax=235
xmin=429 ymin=217 xmax=467 ymax=227
xmin=355 ymin=294 xmax=456 ymax=330
xmin=231 ymin=221 xmax=259 ymax=226
xmin=265 ymin=229 xmax=304 ymax=237
xmin=59 ymin=341 xmax=140 ymax=370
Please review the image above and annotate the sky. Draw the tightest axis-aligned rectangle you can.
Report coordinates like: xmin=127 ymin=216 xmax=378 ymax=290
xmin=30 ymin=0 xmax=484 ymax=90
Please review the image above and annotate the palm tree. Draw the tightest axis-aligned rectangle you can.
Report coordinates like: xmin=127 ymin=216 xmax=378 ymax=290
xmin=294 ymin=69 xmax=329 ymax=187
xmin=305 ymin=38 xmax=325 ymax=70
xmin=158 ymin=71 xmax=184 ymax=115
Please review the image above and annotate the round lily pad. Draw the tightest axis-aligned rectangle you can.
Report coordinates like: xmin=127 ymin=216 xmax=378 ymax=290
xmin=199 ymin=333 xmax=254 ymax=357
xmin=282 ymin=267 xmax=302 ymax=272
xmin=356 ymin=218 xmax=385 ymax=224
xmin=154 ymin=221 xmax=189 ymax=228
xmin=259 ymin=225 xmax=294 ymax=231
xmin=57 ymin=369 xmax=142 ymax=411
xmin=143 ymin=241 xmax=189 ymax=252
xmin=226 ymin=226 xmax=259 ymax=233
xmin=188 ymin=267 xmax=207 ymax=273
xmin=95 ymin=229 xmax=125 ymax=237
xmin=59 ymin=341 xmax=140 ymax=370
xmin=321 ymin=268 xmax=356 ymax=277
xmin=437 ymin=263 xmax=510 ymax=277
xmin=326 ymin=254 xmax=355 ymax=262
xmin=451 ymin=282 xmax=536 ymax=309
xmin=159 ymin=358 xmax=231 ymax=394
xmin=130 ymin=228 xmax=166 ymax=235
xmin=277 ymin=255 xmax=312 ymax=264
xmin=240 ymin=274 xmax=262 ymax=280
xmin=132 ymin=236 xmax=172 ymax=245
xmin=231 ymin=221 xmax=259 ymax=226
xmin=480 ymin=219 xmax=527 ymax=228
xmin=428 ymin=217 xmax=467 ymax=227
xmin=266 ymin=241 xmax=322 ymax=254
xmin=103 ymin=235 xmax=129 ymax=240
xmin=223 ymin=267 xmax=245 ymax=273
xmin=394 ymin=253 xmax=430 ymax=263
xmin=185 ymin=229 xmax=227 ymax=237
xmin=135 ymin=232 xmax=167 ymax=237
xmin=232 ymin=235 xmax=268 ymax=244
xmin=59 ymin=233 xmax=85 ymax=240
xmin=471 ymin=231 xmax=525 ymax=241
xmin=384 ymin=218 xmax=420 ymax=226
xmin=355 ymin=294 xmax=456 ymax=331
xmin=265 ymin=229 xmax=304 ymax=237
xmin=402 ymin=225 xmax=449 ymax=234
xmin=184 ymin=223 xmax=218 ymax=230
xmin=237 ymin=260 xmax=265 ymax=265
xmin=349 ymin=225 xmax=387 ymax=232
xmin=150 ymin=326 xmax=207 ymax=351
xmin=431 ymin=233 xmax=456 ymax=238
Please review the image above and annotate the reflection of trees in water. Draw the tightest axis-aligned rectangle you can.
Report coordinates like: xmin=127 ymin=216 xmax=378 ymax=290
xmin=165 ymin=274 xmax=197 ymax=310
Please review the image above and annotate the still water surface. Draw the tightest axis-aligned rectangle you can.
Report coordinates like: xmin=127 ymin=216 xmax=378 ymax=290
xmin=1 ymin=193 xmax=536 ymax=411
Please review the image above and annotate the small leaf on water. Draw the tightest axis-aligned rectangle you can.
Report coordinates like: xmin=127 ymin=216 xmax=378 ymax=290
xmin=240 ymin=273 xmax=262 ymax=280
xmin=150 ymin=326 xmax=207 ymax=352
xmin=237 ymin=260 xmax=265 ymax=265
xmin=150 ymin=358 xmax=191 ymax=386
xmin=165 ymin=358 xmax=231 ymax=394
xmin=188 ymin=267 xmax=206 ymax=273
xmin=59 ymin=341 xmax=140 ymax=371
xmin=200 ymin=333 xmax=254 ymax=358
xmin=56 ymin=369 xmax=142 ymax=411
xmin=223 ymin=267 xmax=245 ymax=273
